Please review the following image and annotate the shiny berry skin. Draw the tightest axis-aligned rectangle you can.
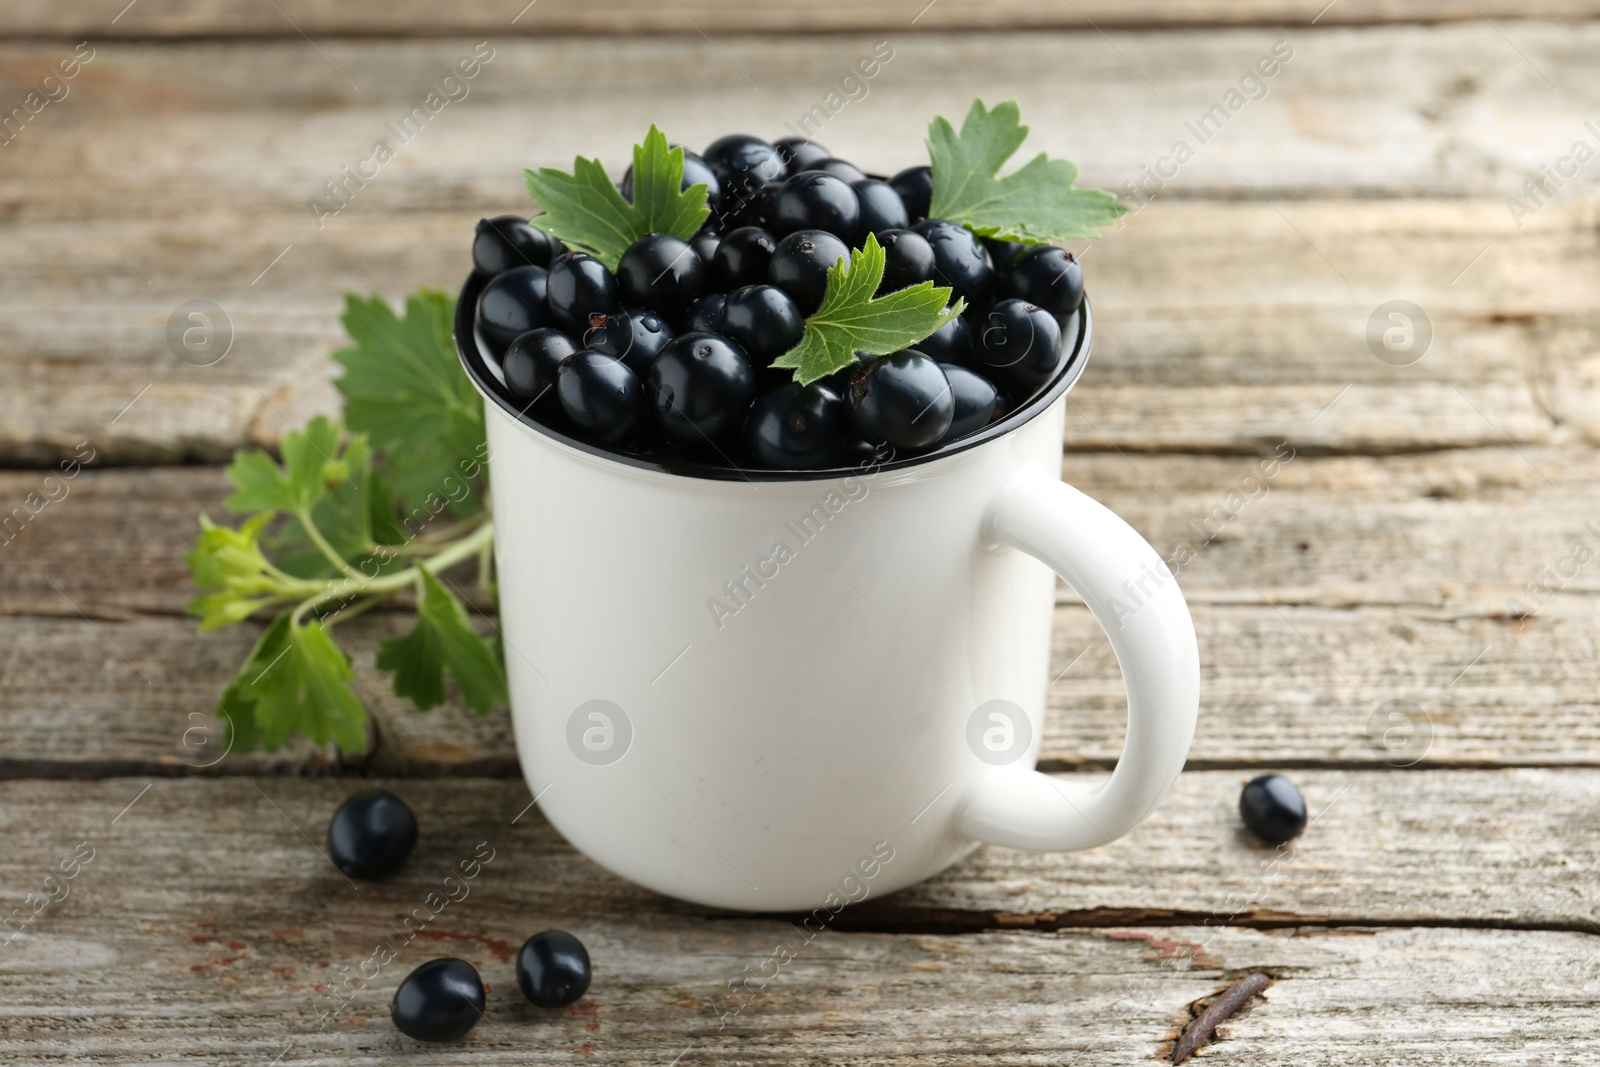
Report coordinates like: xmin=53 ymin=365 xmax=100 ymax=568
xmin=647 ymin=332 xmax=758 ymax=447
xmin=516 ymin=931 xmax=592 ymax=1009
xmin=475 ymin=265 xmax=553 ymax=360
xmin=621 ymin=148 xmax=722 ymax=211
xmin=702 ymin=134 xmax=787 ymax=206
xmin=1239 ymin=774 xmax=1307 ymax=843
xmin=848 ymin=351 xmax=954 ymax=450
xmin=583 ymin=308 xmax=675 ymax=377
xmin=768 ymin=229 xmax=850 ymax=316
xmin=681 ymin=292 xmax=728 ymax=334
xmin=1001 ymin=245 xmax=1085 ymax=316
xmin=851 ymin=179 xmax=910 ymax=239
xmin=773 ymin=171 xmax=860 ymax=240
xmin=773 ymin=137 xmax=830 ymax=172
xmin=973 ymin=298 xmax=1064 ymax=392
xmin=391 ymin=958 xmax=485 ymax=1043
xmin=876 ymin=229 xmax=937 ymax=295
xmin=502 ymin=327 xmax=577 ymax=402
xmin=915 ymin=312 xmax=975 ymax=366
xmin=724 ymin=179 xmax=782 ymax=232
xmin=710 ymin=226 xmax=778 ymax=291
xmin=722 ymin=284 xmax=804 ymax=364
xmin=326 ymin=789 xmax=417 ymax=880
xmin=937 ymin=364 xmax=1000 ymax=443
xmin=546 ymin=252 xmax=621 ymax=333
xmin=745 ymin=382 xmax=850 ymax=469
xmin=617 ymin=232 xmax=706 ymax=319
xmin=804 ymin=158 xmax=868 ymax=184
xmin=691 ymin=229 xmax=721 ymax=268
xmin=890 ymin=165 xmax=934 ymax=221
xmin=472 ymin=215 xmax=559 ymax=276
xmin=557 ymin=352 xmax=643 ymax=445
xmin=982 ymin=236 xmax=1028 ymax=271
xmin=914 ymin=219 xmax=995 ymax=307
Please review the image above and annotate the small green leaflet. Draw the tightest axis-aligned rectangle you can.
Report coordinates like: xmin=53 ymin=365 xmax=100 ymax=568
xmin=928 ymin=98 xmax=1126 ymax=243
xmin=217 ymin=614 xmax=368 ymax=754
xmin=376 ymin=567 xmax=507 ymax=716
xmin=771 ymin=234 xmax=964 ymax=386
xmin=224 ymin=415 xmax=355 ymax=516
xmin=333 ymin=291 xmax=487 ymax=515
xmin=524 ymin=125 xmax=710 ymax=271
xmin=186 ymin=514 xmax=282 ymax=631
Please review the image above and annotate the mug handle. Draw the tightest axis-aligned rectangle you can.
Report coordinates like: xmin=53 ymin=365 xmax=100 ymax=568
xmin=958 ymin=466 xmax=1200 ymax=851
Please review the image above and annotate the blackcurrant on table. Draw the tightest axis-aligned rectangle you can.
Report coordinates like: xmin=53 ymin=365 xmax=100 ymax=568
xmin=4 ymin=5 xmax=1600 ymax=1062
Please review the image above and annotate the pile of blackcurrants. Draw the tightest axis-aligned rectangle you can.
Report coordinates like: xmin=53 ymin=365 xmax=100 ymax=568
xmin=470 ymin=133 xmax=1085 ymax=470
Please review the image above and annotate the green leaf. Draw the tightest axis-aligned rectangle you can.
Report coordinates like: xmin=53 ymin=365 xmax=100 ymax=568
xmin=927 ymin=98 xmax=1127 ymax=243
xmin=215 ymin=612 xmax=369 ymax=754
xmin=375 ymin=567 xmax=506 ymax=715
xmin=223 ymin=415 xmax=350 ymax=515
xmin=523 ymin=125 xmax=710 ymax=270
xmin=186 ymin=513 xmax=286 ymax=631
xmin=771 ymin=234 xmax=965 ymax=386
xmin=333 ymin=291 xmax=488 ymax=517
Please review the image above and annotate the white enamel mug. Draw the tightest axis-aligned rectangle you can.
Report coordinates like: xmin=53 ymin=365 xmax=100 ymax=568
xmin=458 ymin=283 xmax=1199 ymax=912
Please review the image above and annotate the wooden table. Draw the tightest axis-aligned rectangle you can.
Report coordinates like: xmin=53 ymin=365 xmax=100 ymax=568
xmin=4 ymin=2 xmax=1600 ymax=1061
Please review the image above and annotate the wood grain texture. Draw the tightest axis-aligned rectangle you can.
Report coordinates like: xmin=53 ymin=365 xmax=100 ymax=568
xmin=2 ymin=26 xmax=1599 ymax=462
xmin=2 ymin=777 xmax=1598 ymax=1065
xmin=6 ymin=0 xmax=1600 ymax=37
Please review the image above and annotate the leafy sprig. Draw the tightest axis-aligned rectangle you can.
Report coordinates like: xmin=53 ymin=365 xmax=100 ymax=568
xmin=523 ymin=125 xmax=710 ymax=270
xmin=187 ymin=293 xmax=505 ymax=756
xmin=771 ymin=234 xmax=963 ymax=385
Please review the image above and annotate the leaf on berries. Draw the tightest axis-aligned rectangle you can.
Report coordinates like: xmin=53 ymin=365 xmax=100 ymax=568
xmin=927 ymin=98 xmax=1126 ymax=243
xmin=523 ymin=125 xmax=710 ymax=270
xmin=376 ymin=567 xmax=507 ymax=715
xmin=771 ymin=233 xmax=964 ymax=386
xmin=215 ymin=612 xmax=368 ymax=754
xmin=333 ymin=291 xmax=489 ymax=515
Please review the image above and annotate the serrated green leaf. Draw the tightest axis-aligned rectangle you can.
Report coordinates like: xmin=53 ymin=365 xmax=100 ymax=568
xmin=523 ymin=125 xmax=709 ymax=270
xmin=211 ymin=612 xmax=369 ymax=754
xmin=223 ymin=415 xmax=351 ymax=516
xmin=928 ymin=98 xmax=1126 ymax=243
xmin=375 ymin=567 xmax=506 ymax=715
xmin=771 ymin=234 xmax=965 ymax=386
xmin=186 ymin=513 xmax=287 ymax=631
xmin=333 ymin=291 xmax=487 ymax=516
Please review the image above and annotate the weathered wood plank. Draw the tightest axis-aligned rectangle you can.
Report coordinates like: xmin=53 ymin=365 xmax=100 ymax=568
xmin=0 ymin=777 xmax=1597 ymax=1067
xmin=6 ymin=0 xmax=1600 ymax=37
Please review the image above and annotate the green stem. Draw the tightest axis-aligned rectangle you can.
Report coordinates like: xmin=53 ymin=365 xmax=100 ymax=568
xmin=296 ymin=509 xmax=363 ymax=583
xmin=291 ymin=521 xmax=495 ymax=627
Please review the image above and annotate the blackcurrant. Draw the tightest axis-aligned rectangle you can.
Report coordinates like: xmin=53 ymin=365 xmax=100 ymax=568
xmin=744 ymin=382 xmax=850 ymax=469
xmin=502 ymin=327 xmax=578 ymax=403
xmin=515 ymin=931 xmax=592 ymax=1009
xmin=768 ymin=229 xmax=850 ymax=317
xmin=620 ymin=148 xmax=723 ymax=211
xmin=890 ymin=165 xmax=934 ymax=221
xmin=773 ymin=137 xmax=830 ymax=172
xmin=851 ymin=179 xmax=909 ymax=239
xmin=981 ymin=236 xmax=1028 ymax=271
xmin=702 ymin=134 xmax=787 ymax=206
xmin=557 ymin=352 xmax=643 ymax=445
xmin=848 ymin=351 xmax=953 ymax=450
xmin=647 ymin=332 xmax=757 ymax=447
xmin=546 ymin=252 xmax=621 ymax=333
xmin=326 ymin=789 xmax=417 ymax=880
xmin=1001 ymin=245 xmax=1085 ymax=316
xmin=803 ymin=158 xmax=868 ymax=184
xmin=475 ymin=265 xmax=553 ymax=360
xmin=391 ymin=958 xmax=485 ymax=1043
xmin=773 ymin=171 xmax=861 ymax=241
xmin=876 ymin=228 xmax=936 ymax=295
xmin=722 ymin=284 xmax=804 ymax=364
xmin=915 ymin=312 xmax=975 ymax=365
xmin=1239 ymin=774 xmax=1307 ymax=844
xmin=681 ymin=292 xmax=728 ymax=334
xmin=583 ymin=307 xmax=675 ymax=377
xmin=710 ymin=226 xmax=778 ymax=291
xmin=472 ymin=215 xmax=559 ymax=276
xmin=617 ymin=232 xmax=706 ymax=319
xmin=726 ymin=180 xmax=783 ymax=232
xmin=914 ymin=219 xmax=995 ymax=307
xmin=973 ymin=298 xmax=1064 ymax=392
xmin=691 ymin=228 xmax=721 ymax=269
xmin=938 ymin=364 xmax=1000 ymax=443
